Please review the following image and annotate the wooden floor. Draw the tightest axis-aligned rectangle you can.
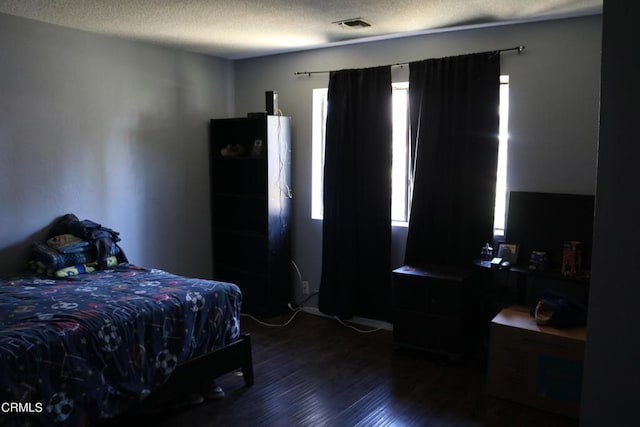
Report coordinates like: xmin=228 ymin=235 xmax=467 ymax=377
xmin=114 ymin=311 xmax=578 ymax=427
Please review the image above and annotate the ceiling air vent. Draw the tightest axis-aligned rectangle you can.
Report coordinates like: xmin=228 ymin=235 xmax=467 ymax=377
xmin=333 ymin=17 xmax=372 ymax=30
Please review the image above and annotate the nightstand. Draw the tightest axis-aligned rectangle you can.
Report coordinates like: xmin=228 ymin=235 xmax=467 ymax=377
xmin=392 ymin=265 xmax=480 ymax=358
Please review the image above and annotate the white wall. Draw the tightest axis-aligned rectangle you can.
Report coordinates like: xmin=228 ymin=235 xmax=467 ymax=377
xmin=0 ymin=13 xmax=234 ymax=278
xmin=233 ymin=15 xmax=602 ymax=305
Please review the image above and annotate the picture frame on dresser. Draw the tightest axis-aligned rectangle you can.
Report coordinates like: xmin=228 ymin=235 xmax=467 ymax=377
xmin=497 ymin=242 xmax=519 ymax=264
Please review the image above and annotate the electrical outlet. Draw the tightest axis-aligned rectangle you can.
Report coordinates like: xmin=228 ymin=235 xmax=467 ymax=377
xmin=301 ymin=281 xmax=310 ymax=296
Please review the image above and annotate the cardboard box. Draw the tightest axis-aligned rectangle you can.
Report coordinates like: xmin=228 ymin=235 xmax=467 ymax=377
xmin=487 ymin=306 xmax=586 ymax=419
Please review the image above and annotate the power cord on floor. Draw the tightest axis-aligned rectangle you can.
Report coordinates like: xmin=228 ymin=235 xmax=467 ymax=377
xmin=333 ymin=317 xmax=382 ymax=334
xmin=242 ymin=259 xmax=382 ymax=333
xmin=240 ymin=290 xmax=318 ymax=327
xmin=241 ymin=294 xmax=382 ymax=334
xmin=241 ymin=309 xmax=383 ymax=334
xmin=241 ymin=309 xmax=302 ymax=327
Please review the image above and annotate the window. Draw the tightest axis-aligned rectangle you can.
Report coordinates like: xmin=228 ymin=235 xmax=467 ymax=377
xmin=494 ymin=75 xmax=510 ymax=237
xmin=312 ymin=77 xmax=509 ymax=233
xmin=391 ymin=82 xmax=410 ymax=223
xmin=311 ymin=88 xmax=327 ymax=221
xmin=311 ymin=83 xmax=410 ymax=225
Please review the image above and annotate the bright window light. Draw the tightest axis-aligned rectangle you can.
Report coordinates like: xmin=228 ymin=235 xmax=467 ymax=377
xmin=493 ymin=75 xmax=510 ymax=237
xmin=391 ymin=82 xmax=409 ymax=225
xmin=312 ymin=76 xmax=510 ymax=234
xmin=311 ymin=85 xmax=410 ymax=225
xmin=311 ymin=88 xmax=327 ymax=220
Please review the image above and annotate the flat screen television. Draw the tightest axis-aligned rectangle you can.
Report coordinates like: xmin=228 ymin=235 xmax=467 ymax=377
xmin=504 ymin=191 xmax=595 ymax=271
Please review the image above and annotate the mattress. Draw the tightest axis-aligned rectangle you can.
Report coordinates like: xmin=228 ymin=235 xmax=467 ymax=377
xmin=0 ymin=264 xmax=242 ymax=425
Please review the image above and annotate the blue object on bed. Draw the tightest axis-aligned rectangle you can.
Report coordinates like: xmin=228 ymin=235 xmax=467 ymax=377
xmin=28 ymin=240 xmax=124 ymax=276
xmin=0 ymin=264 xmax=244 ymax=426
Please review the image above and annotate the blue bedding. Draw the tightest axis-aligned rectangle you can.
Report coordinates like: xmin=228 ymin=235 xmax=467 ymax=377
xmin=0 ymin=264 xmax=242 ymax=426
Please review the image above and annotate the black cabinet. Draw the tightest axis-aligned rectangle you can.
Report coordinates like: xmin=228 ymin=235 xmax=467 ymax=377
xmin=209 ymin=115 xmax=291 ymax=314
xmin=474 ymin=260 xmax=590 ymax=319
xmin=392 ymin=265 xmax=480 ymax=358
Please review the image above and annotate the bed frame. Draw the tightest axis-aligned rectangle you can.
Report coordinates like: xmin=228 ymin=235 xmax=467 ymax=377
xmin=144 ymin=332 xmax=254 ymax=404
xmin=176 ymin=333 xmax=254 ymax=387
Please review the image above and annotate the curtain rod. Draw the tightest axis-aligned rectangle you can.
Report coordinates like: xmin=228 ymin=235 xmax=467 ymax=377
xmin=294 ymin=45 xmax=525 ymax=76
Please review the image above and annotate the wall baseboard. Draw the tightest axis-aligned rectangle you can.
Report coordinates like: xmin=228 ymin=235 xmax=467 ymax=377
xmin=299 ymin=306 xmax=393 ymax=332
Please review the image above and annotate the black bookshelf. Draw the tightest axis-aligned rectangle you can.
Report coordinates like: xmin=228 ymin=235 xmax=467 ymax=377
xmin=209 ymin=115 xmax=291 ymax=314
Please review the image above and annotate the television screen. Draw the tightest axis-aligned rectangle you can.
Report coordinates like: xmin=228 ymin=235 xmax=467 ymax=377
xmin=504 ymin=191 xmax=595 ymax=271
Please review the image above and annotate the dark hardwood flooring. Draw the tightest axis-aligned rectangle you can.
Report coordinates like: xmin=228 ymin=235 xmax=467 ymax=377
xmin=112 ymin=311 xmax=578 ymax=427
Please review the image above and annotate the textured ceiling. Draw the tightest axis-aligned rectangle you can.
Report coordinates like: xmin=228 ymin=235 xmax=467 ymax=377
xmin=0 ymin=0 xmax=602 ymax=59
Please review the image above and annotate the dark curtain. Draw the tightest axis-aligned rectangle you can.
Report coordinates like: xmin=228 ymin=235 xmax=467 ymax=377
xmin=319 ymin=66 xmax=393 ymax=320
xmin=404 ymin=52 xmax=500 ymax=267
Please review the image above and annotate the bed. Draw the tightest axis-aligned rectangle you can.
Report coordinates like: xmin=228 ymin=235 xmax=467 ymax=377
xmin=0 ymin=259 xmax=253 ymax=426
